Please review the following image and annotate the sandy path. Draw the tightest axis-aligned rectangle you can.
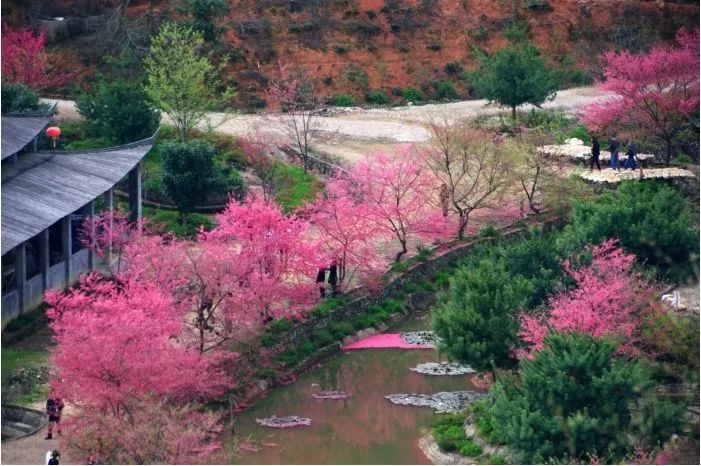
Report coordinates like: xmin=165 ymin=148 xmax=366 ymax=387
xmin=1 ymin=424 xmax=77 ymax=465
xmin=48 ymin=87 xmax=599 ymax=164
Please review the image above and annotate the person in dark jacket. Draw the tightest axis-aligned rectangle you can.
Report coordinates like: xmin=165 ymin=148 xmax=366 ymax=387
xmin=48 ymin=450 xmax=60 ymax=465
xmin=625 ymin=142 xmax=637 ymax=170
xmin=609 ymin=135 xmax=621 ymax=171
xmin=590 ymin=137 xmax=601 ymax=171
xmin=328 ymin=259 xmax=338 ymax=295
xmin=315 ymin=267 xmax=327 ymax=298
xmin=45 ymin=395 xmax=64 ymax=440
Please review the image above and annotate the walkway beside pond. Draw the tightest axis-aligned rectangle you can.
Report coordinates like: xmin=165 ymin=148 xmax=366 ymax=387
xmin=2 ymin=418 xmax=75 ymax=465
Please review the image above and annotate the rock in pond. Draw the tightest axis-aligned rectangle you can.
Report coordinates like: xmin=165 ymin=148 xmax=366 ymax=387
xmin=255 ymin=415 xmax=312 ymax=428
xmin=312 ymin=390 xmax=353 ymax=399
xmin=385 ymin=391 xmax=487 ymax=414
xmin=410 ymin=362 xmax=475 ymax=376
xmin=400 ymin=331 xmax=440 ymax=347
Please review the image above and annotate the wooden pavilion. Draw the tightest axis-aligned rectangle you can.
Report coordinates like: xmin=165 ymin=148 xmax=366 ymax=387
xmin=1 ymin=106 xmax=155 ymax=326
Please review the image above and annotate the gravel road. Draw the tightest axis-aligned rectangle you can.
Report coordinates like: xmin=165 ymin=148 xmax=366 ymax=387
xmin=49 ymin=86 xmax=599 ymax=163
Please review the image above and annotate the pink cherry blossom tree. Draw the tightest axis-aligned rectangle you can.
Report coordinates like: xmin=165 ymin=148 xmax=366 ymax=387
xmin=306 ymin=181 xmax=388 ymax=291
xmin=60 ymin=394 xmax=223 ymax=465
xmin=45 ymin=275 xmax=232 ymax=408
xmin=1 ymin=24 xmax=71 ymax=89
xmin=203 ymin=195 xmax=322 ymax=319
xmin=581 ymin=28 xmax=700 ymax=164
xmin=516 ymin=240 xmax=657 ymax=359
xmin=80 ymin=197 xmax=321 ymax=354
xmin=339 ymin=146 xmax=451 ymax=262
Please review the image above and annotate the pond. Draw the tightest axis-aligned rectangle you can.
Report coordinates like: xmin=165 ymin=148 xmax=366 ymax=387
xmin=228 ymin=312 xmax=482 ymax=464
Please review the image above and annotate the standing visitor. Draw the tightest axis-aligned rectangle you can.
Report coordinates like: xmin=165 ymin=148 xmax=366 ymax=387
xmin=45 ymin=395 xmax=64 ymax=440
xmin=328 ymin=259 xmax=338 ymax=296
xmin=439 ymin=184 xmax=450 ymax=217
xmin=625 ymin=142 xmax=637 ymax=170
xmin=609 ymin=135 xmax=621 ymax=171
xmin=590 ymin=137 xmax=601 ymax=171
xmin=316 ymin=267 xmax=327 ymax=298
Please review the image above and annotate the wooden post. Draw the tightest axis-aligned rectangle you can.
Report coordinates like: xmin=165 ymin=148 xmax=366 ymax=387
xmin=62 ymin=215 xmax=72 ymax=284
xmin=15 ymin=243 xmax=26 ymax=313
xmin=40 ymin=229 xmax=50 ymax=291
xmin=104 ymin=189 xmax=114 ymax=263
xmin=128 ymin=163 xmax=142 ymax=224
xmin=86 ymin=201 xmax=96 ymax=271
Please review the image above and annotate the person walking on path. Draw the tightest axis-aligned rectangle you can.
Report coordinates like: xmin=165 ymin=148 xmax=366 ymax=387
xmin=625 ymin=142 xmax=638 ymax=170
xmin=590 ymin=136 xmax=601 ymax=171
xmin=45 ymin=395 xmax=64 ymax=440
xmin=609 ymin=135 xmax=621 ymax=171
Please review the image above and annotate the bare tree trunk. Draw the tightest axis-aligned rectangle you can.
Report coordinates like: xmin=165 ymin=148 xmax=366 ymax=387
xmin=395 ymin=240 xmax=407 ymax=263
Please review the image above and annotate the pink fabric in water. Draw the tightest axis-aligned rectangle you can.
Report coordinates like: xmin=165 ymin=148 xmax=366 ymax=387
xmin=342 ymin=333 xmax=433 ymax=350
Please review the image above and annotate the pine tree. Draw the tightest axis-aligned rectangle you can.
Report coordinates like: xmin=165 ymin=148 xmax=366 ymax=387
xmin=432 ymin=259 xmax=533 ymax=371
xmin=489 ymin=332 xmax=684 ymax=463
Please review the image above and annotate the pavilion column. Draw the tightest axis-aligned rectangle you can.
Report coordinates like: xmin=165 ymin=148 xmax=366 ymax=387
xmin=40 ymin=229 xmax=50 ymax=291
xmin=104 ymin=189 xmax=114 ymax=263
xmin=62 ymin=215 xmax=72 ymax=284
xmin=15 ymin=243 xmax=26 ymax=313
xmin=128 ymin=163 xmax=142 ymax=224
xmin=33 ymin=137 xmax=38 ymax=153
xmin=85 ymin=201 xmax=96 ymax=272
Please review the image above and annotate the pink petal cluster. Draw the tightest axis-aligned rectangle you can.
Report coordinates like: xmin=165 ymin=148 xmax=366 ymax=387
xmin=580 ymin=28 xmax=699 ymax=160
xmin=516 ymin=240 xmax=656 ymax=359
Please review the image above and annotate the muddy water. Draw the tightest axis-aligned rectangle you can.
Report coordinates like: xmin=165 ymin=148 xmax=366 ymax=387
xmin=228 ymin=313 xmax=481 ymax=464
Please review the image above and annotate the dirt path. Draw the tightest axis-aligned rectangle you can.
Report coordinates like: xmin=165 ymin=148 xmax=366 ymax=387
xmin=1 ymin=423 xmax=76 ymax=465
xmin=48 ymin=87 xmax=599 ymax=164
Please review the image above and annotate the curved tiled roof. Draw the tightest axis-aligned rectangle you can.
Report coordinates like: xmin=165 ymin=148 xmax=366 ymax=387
xmin=1 ymin=134 xmax=157 ymax=254
xmin=1 ymin=103 xmax=58 ymax=160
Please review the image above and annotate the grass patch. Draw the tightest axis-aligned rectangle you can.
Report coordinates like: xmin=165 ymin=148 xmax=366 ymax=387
xmin=431 ymin=413 xmax=482 ymax=457
xmin=478 ymin=454 xmax=507 ymax=464
xmin=1 ymin=350 xmax=49 ymax=406
xmin=469 ymin=399 xmax=502 ymax=445
xmin=272 ymin=162 xmax=323 ymax=213
xmin=308 ymin=296 xmax=345 ymax=318
xmin=143 ymin=207 xmax=215 ymax=238
xmin=1 ymin=350 xmax=48 ymax=376
xmin=329 ymin=321 xmax=354 ymax=340
xmin=477 ymin=225 xmax=500 ymax=238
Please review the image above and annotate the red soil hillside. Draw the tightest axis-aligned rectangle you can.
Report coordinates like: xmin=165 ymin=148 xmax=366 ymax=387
xmin=2 ymin=0 xmax=698 ymax=107
xmin=219 ymin=0 xmax=698 ymax=106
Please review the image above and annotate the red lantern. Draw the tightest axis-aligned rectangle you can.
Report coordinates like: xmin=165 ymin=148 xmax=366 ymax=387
xmin=46 ymin=126 xmax=61 ymax=138
xmin=46 ymin=126 xmax=61 ymax=149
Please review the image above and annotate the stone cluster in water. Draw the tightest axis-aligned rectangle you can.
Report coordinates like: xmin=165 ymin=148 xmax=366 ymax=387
xmin=312 ymin=391 xmax=353 ymax=399
xmin=410 ymin=362 xmax=475 ymax=376
xmin=255 ymin=415 xmax=312 ymax=428
xmin=400 ymin=331 xmax=440 ymax=347
xmin=385 ymin=391 xmax=487 ymax=414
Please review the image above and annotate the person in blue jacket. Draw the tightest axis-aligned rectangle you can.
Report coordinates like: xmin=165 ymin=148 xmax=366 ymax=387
xmin=609 ymin=135 xmax=621 ymax=171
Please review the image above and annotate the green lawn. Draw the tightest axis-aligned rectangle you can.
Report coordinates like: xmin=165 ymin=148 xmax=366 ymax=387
xmin=1 ymin=349 xmax=50 ymax=406
xmin=1 ymin=349 xmax=48 ymax=375
xmin=272 ymin=162 xmax=323 ymax=212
